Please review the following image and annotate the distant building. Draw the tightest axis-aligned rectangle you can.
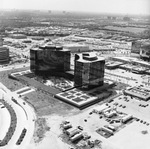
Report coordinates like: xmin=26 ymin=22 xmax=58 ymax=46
xmin=30 ymin=45 xmax=70 ymax=73
xmin=123 ymin=16 xmax=131 ymax=21
xmin=74 ymin=53 xmax=105 ymax=87
xmin=0 ymin=46 xmax=9 ymax=63
xmin=112 ymin=17 xmax=116 ymax=20
xmin=63 ymin=44 xmax=90 ymax=53
xmin=131 ymin=40 xmax=150 ymax=58
xmin=31 ymin=37 xmax=44 ymax=41
xmin=9 ymin=34 xmax=27 ymax=39
xmin=131 ymin=41 xmax=141 ymax=55
xmin=140 ymin=44 xmax=150 ymax=61
xmin=107 ymin=16 xmax=111 ymax=20
xmin=23 ymin=39 xmax=32 ymax=43
xmin=105 ymin=61 xmax=124 ymax=69
xmin=112 ymin=57 xmax=150 ymax=68
xmin=107 ymin=16 xmax=116 ymax=20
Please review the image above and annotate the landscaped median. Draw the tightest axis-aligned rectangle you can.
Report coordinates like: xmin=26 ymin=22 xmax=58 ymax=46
xmin=0 ymin=99 xmax=17 ymax=146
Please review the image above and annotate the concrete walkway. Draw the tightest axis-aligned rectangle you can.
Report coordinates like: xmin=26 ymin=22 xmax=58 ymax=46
xmin=14 ymin=87 xmax=35 ymax=96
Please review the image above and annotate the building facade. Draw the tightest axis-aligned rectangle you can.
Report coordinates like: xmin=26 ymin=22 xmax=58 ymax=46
xmin=74 ymin=53 xmax=105 ymax=87
xmin=0 ymin=46 xmax=9 ymax=63
xmin=30 ymin=45 xmax=70 ymax=73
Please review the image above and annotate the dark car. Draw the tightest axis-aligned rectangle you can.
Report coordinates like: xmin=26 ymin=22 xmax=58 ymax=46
xmin=78 ymin=126 xmax=83 ymax=130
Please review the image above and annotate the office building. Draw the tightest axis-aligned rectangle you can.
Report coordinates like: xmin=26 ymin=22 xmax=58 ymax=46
xmin=30 ymin=44 xmax=70 ymax=73
xmin=74 ymin=53 xmax=105 ymax=87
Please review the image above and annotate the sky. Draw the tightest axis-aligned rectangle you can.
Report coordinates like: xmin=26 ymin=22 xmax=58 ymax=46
xmin=0 ymin=0 xmax=150 ymax=15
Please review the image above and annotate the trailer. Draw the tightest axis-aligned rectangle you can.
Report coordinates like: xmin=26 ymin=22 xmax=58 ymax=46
xmin=70 ymin=133 xmax=83 ymax=142
xmin=122 ymin=115 xmax=133 ymax=123
xmin=93 ymin=104 xmax=108 ymax=114
xmin=63 ymin=124 xmax=72 ymax=130
xmin=101 ymin=127 xmax=114 ymax=135
xmin=104 ymin=111 xmax=116 ymax=118
xmin=105 ymin=125 xmax=116 ymax=131
xmin=102 ymin=107 xmax=112 ymax=114
xmin=69 ymin=129 xmax=81 ymax=137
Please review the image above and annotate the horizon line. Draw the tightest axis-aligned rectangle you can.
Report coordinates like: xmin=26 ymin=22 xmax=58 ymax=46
xmin=0 ymin=8 xmax=150 ymax=17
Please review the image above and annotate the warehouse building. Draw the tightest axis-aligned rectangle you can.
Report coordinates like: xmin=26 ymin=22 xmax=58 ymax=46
xmin=63 ymin=43 xmax=90 ymax=53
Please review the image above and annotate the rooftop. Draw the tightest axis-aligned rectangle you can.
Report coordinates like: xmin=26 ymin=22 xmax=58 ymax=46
xmin=76 ymin=52 xmax=105 ymax=63
xmin=124 ymin=87 xmax=150 ymax=101
xmin=63 ymin=43 xmax=88 ymax=48
xmin=31 ymin=45 xmax=70 ymax=52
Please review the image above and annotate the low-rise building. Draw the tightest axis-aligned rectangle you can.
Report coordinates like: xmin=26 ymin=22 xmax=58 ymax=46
xmin=63 ymin=43 xmax=90 ymax=53
xmin=124 ymin=87 xmax=150 ymax=101
xmin=105 ymin=61 xmax=124 ymax=69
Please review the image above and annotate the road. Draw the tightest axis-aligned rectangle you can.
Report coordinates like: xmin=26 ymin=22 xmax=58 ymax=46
xmin=0 ymin=63 xmax=30 ymax=72
xmin=0 ymin=82 xmax=36 ymax=149
xmin=0 ymin=101 xmax=11 ymax=141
